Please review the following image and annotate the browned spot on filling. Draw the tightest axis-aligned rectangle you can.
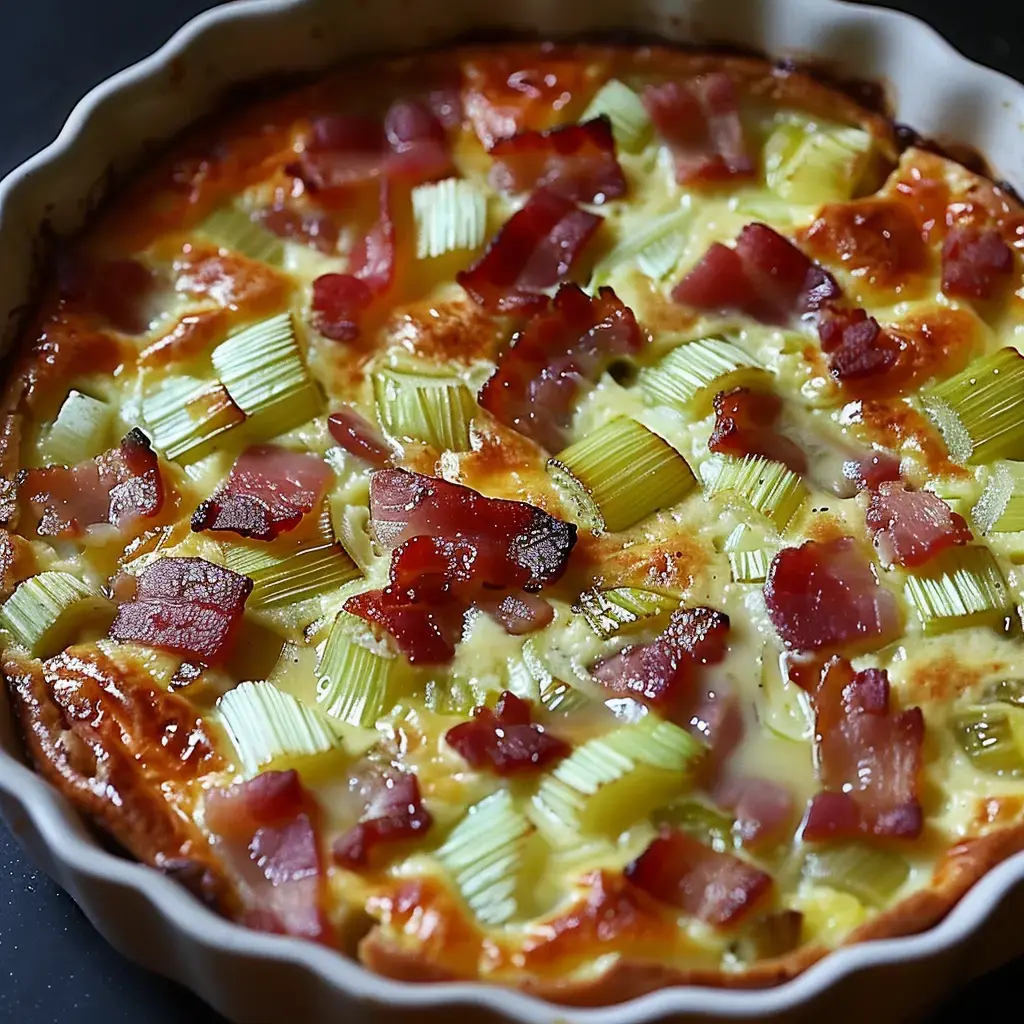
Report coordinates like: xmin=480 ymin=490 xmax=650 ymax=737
xmin=383 ymin=300 xmax=507 ymax=366
xmin=139 ymin=308 xmax=229 ymax=366
xmin=852 ymin=398 xmax=966 ymax=479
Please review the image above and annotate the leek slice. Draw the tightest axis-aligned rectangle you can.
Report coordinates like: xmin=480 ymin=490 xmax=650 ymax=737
xmin=801 ymin=844 xmax=909 ymax=907
xmin=212 ymin=313 xmax=323 ymax=441
xmin=972 ymin=462 xmax=1024 ymax=534
xmin=530 ymin=715 xmax=704 ymax=843
xmin=217 ymin=680 xmax=339 ymax=776
xmin=411 ymin=178 xmax=487 ymax=259
xmin=654 ymin=798 xmax=734 ymax=853
xmin=330 ymin=501 xmax=381 ymax=576
xmin=639 ymin=338 xmax=768 ymax=417
xmin=539 ymin=679 xmax=592 ymax=714
xmin=142 ymin=377 xmax=244 ymax=463
xmin=223 ymin=539 xmax=360 ymax=608
xmin=198 ymin=204 xmax=285 ymax=265
xmin=921 ymin=348 xmax=1024 ymax=465
xmin=704 ymin=455 xmax=808 ymax=531
xmin=548 ymin=417 xmax=696 ymax=532
xmin=373 ymin=368 xmax=475 ymax=451
xmin=591 ymin=206 xmax=692 ymax=285
xmin=0 ymin=572 xmax=111 ymax=658
xmin=574 ymin=586 xmax=678 ymax=640
xmin=437 ymin=789 xmax=539 ymax=925
xmin=952 ymin=703 xmax=1024 ymax=775
xmin=728 ymin=549 xmax=774 ymax=584
xmin=424 ymin=676 xmax=492 ymax=716
xmin=903 ymin=545 xmax=1013 ymax=635
xmin=759 ymin=645 xmax=814 ymax=742
xmin=315 ymin=615 xmax=398 ymax=728
xmin=38 ymin=390 xmax=113 ymax=465
xmin=731 ymin=909 xmax=804 ymax=963
xmin=765 ymin=124 xmax=873 ymax=204
xmin=581 ymin=80 xmax=652 ymax=154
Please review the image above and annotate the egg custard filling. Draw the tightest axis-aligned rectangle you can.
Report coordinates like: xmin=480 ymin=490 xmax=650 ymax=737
xmin=2 ymin=42 xmax=1023 ymax=1002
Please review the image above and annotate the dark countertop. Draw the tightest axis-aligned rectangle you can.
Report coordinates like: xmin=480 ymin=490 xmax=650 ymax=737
xmin=1 ymin=1 xmax=1022 ymax=1020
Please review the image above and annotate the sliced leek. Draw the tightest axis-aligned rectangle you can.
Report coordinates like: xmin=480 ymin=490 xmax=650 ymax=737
xmin=424 ymin=676 xmax=492 ymax=716
xmin=331 ymin=500 xmax=382 ymax=576
xmin=952 ymin=703 xmax=1024 ymax=775
xmin=539 ymin=679 xmax=592 ymax=714
xmin=654 ymin=798 xmax=734 ymax=853
xmin=217 ymin=680 xmax=339 ymax=776
xmin=315 ymin=615 xmax=397 ymax=728
xmin=0 ymin=572 xmax=111 ymax=658
xmin=373 ymin=368 xmax=475 ymax=451
xmin=38 ymin=390 xmax=113 ymax=465
xmin=972 ymin=462 xmax=1024 ymax=534
xmin=548 ymin=417 xmax=696 ymax=532
xmin=437 ymin=789 xmax=538 ymax=926
xmin=921 ymin=348 xmax=1024 ymax=465
xmin=759 ymin=645 xmax=814 ymax=742
xmin=731 ymin=909 xmax=804 ymax=963
xmin=903 ymin=545 xmax=1012 ymax=635
xmin=411 ymin=178 xmax=487 ymax=260
xmin=591 ymin=206 xmax=692 ymax=285
xmin=728 ymin=548 xmax=774 ymax=584
xmin=704 ymin=455 xmax=808 ymax=531
xmin=223 ymin=538 xmax=360 ymax=608
xmin=639 ymin=338 xmax=768 ymax=417
xmin=142 ymin=377 xmax=244 ymax=463
xmin=765 ymin=123 xmax=873 ymax=204
xmin=212 ymin=313 xmax=323 ymax=441
xmin=581 ymin=80 xmax=652 ymax=154
xmin=198 ymin=204 xmax=285 ymax=265
xmin=801 ymin=844 xmax=910 ymax=907
xmin=574 ymin=586 xmax=678 ymax=640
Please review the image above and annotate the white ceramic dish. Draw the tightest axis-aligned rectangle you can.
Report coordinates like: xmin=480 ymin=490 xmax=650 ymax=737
xmin=1 ymin=1 xmax=1023 ymax=1021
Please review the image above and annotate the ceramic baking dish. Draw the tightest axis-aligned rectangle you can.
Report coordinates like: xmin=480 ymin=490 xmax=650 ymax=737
xmin=1 ymin=1 xmax=1023 ymax=1021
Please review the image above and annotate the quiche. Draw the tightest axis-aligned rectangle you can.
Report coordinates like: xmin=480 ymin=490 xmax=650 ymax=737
xmin=2 ymin=41 xmax=1024 ymax=1005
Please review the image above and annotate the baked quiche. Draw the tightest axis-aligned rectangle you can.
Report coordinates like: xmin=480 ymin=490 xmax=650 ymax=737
xmin=2 ymin=42 xmax=1024 ymax=1004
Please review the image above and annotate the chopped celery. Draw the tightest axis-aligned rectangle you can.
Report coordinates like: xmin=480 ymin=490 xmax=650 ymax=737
xmin=728 ymin=548 xmax=774 ymax=584
xmin=952 ymin=703 xmax=1024 ymax=775
xmin=539 ymin=679 xmax=592 ymax=714
xmin=704 ymin=455 xmax=808 ymax=531
xmin=142 ymin=377 xmax=244 ymax=463
xmin=581 ymin=80 xmax=652 ymax=154
xmin=0 ymin=572 xmax=111 ymax=658
xmin=801 ymin=844 xmax=909 ymax=907
xmin=982 ymin=679 xmax=1024 ymax=707
xmin=591 ymin=206 xmax=692 ymax=285
xmin=731 ymin=909 xmax=804 ymax=963
xmin=411 ymin=178 xmax=487 ymax=259
xmin=759 ymin=645 xmax=814 ymax=742
xmin=548 ymin=417 xmax=696 ymax=532
xmin=437 ymin=789 xmax=538 ymax=925
xmin=331 ymin=500 xmax=381 ymax=576
xmin=222 ymin=538 xmax=360 ymax=608
xmin=973 ymin=462 xmax=1024 ymax=534
xmin=654 ymin=798 xmax=734 ymax=853
xmin=921 ymin=348 xmax=1024 ymax=465
xmin=639 ymin=338 xmax=768 ymax=417
xmin=212 ymin=313 xmax=323 ymax=441
xmin=424 ymin=676 xmax=491 ymax=716
xmin=217 ymin=680 xmax=339 ymax=776
xmin=315 ymin=615 xmax=397 ymax=728
xmin=574 ymin=586 xmax=678 ymax=639
xmin=373 ymin=368 xmax=476 ymax=451
xmin=766 ymin=123 xmax=873 ymax=204
xmin=198 ymin=204 xmax=284 ymax=265
xmin=903 ymin=545 xmax=1012 ymax=635
xmin=38 ymin=390 xmax=113 ymax=465
xmin=530 ymin=715 xmax=704 ymax=843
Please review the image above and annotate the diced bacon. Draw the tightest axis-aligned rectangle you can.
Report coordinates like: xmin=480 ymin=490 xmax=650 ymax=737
xmin=763 ymin=537 xmax=902 ymax=653
xmin=483 ymin=591 xmax=555 ymax=634
xmin=255 ymin=203 xmax=340 ymax=254
xmin=672 ymin=223 xmax=840 ymax=324
xmin=488 ymin=118 xmax=626 ymax=204
xmin=800 ymin=659 xmax=925 ymax=841
xmin=348 ymin=469 xmax=576 ymax=663
xmin=591 ymin=607 xmax=730 ymax=715
xmin=327 ymin=408 xmax=392 ymax=468
xmin=708 ymin=386 xmax=807 ymax=474
xmin=841 ymin=449 xmax=902 ymax=492
xmin=18 ymin=428 xmax=164 ymax=539
xmin=941 ymin=225 xmax=1015 ymax=301
xmin=445 ymin=691 xmax=570 ymax=775
xmin=712 ymin=776 xmax=795 ymax=848
xmin=204 ymin=770 xmax=331 ymax=942
xmin=349 ymin=179 xmax=395 ymax=293
xmin=58 ymin=255 xmax=157 ymax=334
xmin=457 ymin=188 xmax=601 ymax=314
xmin=683 ymin=685 xmax=745 ymax=764
xmin=643 ymin=75 xmax=754 ymax=186
xmin=626 ymin=827 xmax=772 ymax=927
xmin=478 ymin=284 xmax=644 ymax=451
xmin=109 ymin=556 xmax=252 ymax=663
xmin=865 ymin=480 xmax=972 ymax=568
xmin=817 ymin=306 xmax=902 ymax=387
xmin=383 ymin=99 xmax=454 ymax=183
xmin=332 ymin=770 xmax=432 ymax=869
xmin=191 ymin=445 xmax=333 ymax=541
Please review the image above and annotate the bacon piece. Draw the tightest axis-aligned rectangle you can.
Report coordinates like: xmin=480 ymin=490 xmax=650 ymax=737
xmin=333 ymin=770 xmax=433 ymax=869
xmin=478 ymin=284 xmax=644 ymax=451
xmin=18 ymin=428 xmax=164 ymax=539
xmin=457 ymin=188 xmax=601 ymax=314
xmin=683 ymin=685 xmax=745 ymax=764
xmin=347 ymin=469 xmax=576 ymax=663
xmin=817 ymin=306 xmax=902 ymax=389
xmin=109 ymin=557 xmax=252 ymax=663
xmin=483 ymin=591 xmax=555 ymax=634
xmin=865 ymin=480 xmax=972 ymax=568
xmin=488 ymin=118 xmax=626 ymax=204
xmin=643 ymin=75 xmax=754 ymax=186
xmin=713 ymin=776 xmax=795 ymax=848
xmin=255 ymin=203 xmax=340 ymax=254
xmin=841 ymin=450 xmax=902 ymax=492
xmin=801 ymin=659 xmax=924 ymax=840
xmin=383 ymin=98 xmax=454 ymax=183
xmin=673 ymin=223 xmax=840 ymax=324
xmin=445 ymin=691 xmax=570 ymax=775
xmin=204 ymin=770 xmax=331 ymax=941
xmin=591 ymin=607 xmax=730 ymax=715
xmin=708 ymin=387 xmax=807 ymax=474
xmin=941 ymin=225 xmax=1015 ymax=301
xmin=626 ymin=827 xmax=772 ymax=926
xmin=191 ymin=445 xmax=333 ymax=541
xmin=327 ymin=408 xmax=392 ymax=468
xmin=763 ymin=537 xmax=902 ymax=653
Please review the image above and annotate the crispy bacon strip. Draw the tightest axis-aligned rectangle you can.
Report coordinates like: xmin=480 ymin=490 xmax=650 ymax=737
xmin=708 ymin=387 xmax=807 ymax=474
xmin=816 ymin=306 xmax=902 ymax=389
xmin=327 ymin=408 xmax=392 ymax=468
xmin=865 ymin=480 xmax=972 ymax=568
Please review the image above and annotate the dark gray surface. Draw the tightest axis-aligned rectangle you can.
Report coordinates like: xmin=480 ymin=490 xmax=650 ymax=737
xmin=1 ymin=1 xmax=1023 ymax=1021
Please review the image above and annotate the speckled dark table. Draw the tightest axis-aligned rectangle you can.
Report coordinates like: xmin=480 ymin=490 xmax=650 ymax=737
xmin=1 ymin=1 xmax=1022 ymax=1020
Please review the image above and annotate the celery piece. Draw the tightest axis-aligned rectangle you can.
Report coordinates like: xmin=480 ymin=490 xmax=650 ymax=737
xmin=973 ymin=462 xmax=1024 ymax=534
xmin=331 ymin=501 xmax=381 ymax=576
xmin=704 ymin=455 xmax=808 ymax=532
xmin=654 ymin=798 xmax=734 ymax=853
xmin=373 ymin=368 xmax=476 ymax=451
xmin=424 ymin=676 xmax=491 ymax=716
xmin=982 ymin=679 xmax=1024 ymax=707
xmin=903 ymin=545 xmax=1013 ymax=635
xmin=921 ymin=348 xmax=1024 ymax=465
xmin=548 ymin=417 xmax=697 ymax=533
xmin=952 ymin=703 xmax=1024 ymax=775
xmin=766 ymin=124 xmax=874 ymax=205
xmin=411 ymin=178 xmax=487 ymax=260
xmin=38 ymin=390 xmax=114 ymax=466
xmin=217 ymin=680 xmax=339 ymax=776
xmin=731 ymin=909 xmax=804 ymax=963
xmin=639 ymin=337 xmax=768 ymax=417
xmin=539 ymin=679 xmax=592 ymax=714
xmin=143 ymin=377 xmax=245 ymax=463
xmin=581 ymin=80 xmax=652 ymax=154
xmin=574 ymin=586 xmax=678 ymax=640
xmin=315 ymin=615 xmax=397 ymax=728
xmin=223 ymin=538 xmax=360 ymax=608
xmin=198 ymin=204 xmax=285 ymax=265
xmin=728 ymin=549 xmax=774 ymax=584
xmin=801 ymin=844 xmax=910 ymax=907
xmin=759 ymin=645 xmax=814 ymax=742
xmin=591 ymin=206 xmax=692 ymax=285
xmin=0 ymin=572 xmax=111 ymax=658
